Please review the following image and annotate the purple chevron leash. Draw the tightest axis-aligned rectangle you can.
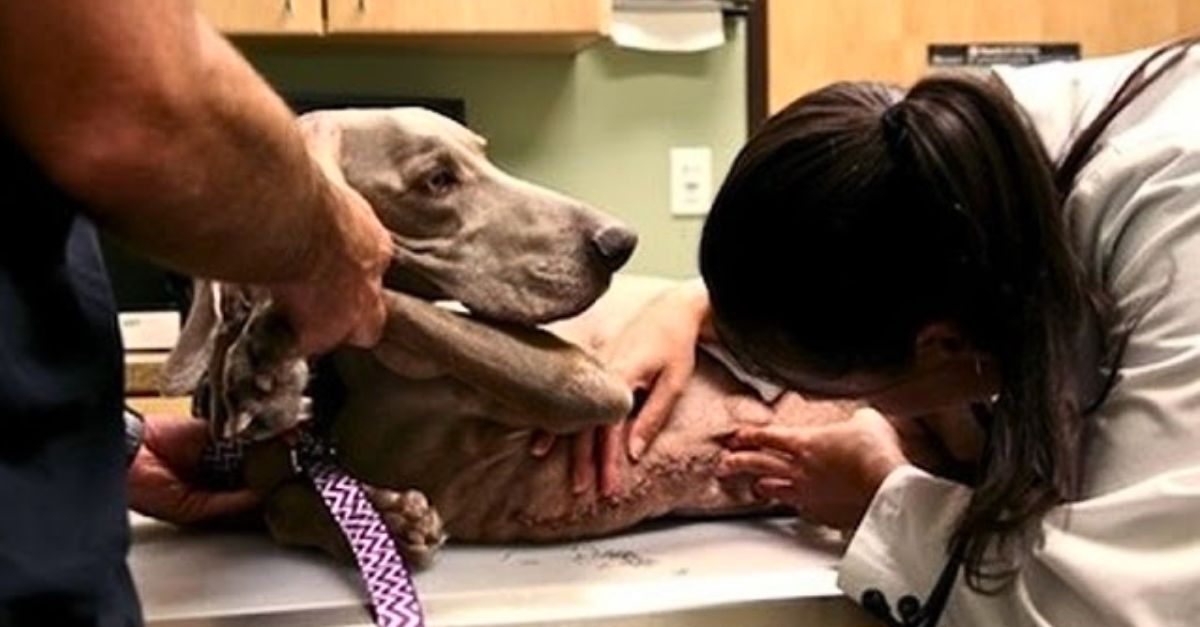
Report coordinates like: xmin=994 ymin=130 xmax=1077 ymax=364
xmin=202 ymin=434 xmax=426 ymax=627
xmin=297 ymin=433 xmax=426 ymax=627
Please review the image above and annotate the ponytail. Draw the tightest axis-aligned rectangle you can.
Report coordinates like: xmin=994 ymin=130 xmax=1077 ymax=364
xmin=884 ymin=74 xmax=1099 ymax=590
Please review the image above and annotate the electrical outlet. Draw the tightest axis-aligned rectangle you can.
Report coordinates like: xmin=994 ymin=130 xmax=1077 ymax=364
xmin=670 ymin=147 xmax=713 ymax=216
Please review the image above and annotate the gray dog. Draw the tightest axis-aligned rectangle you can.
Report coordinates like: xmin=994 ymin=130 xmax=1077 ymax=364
xmin=163 ymin=109 xmax=853 ymax=567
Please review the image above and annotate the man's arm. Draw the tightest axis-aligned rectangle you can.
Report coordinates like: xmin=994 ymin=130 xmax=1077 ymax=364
xmin=0 ymin=0 xmax=383 ymax=286
xmin=0 ymin=0 xmax=391 ymax=351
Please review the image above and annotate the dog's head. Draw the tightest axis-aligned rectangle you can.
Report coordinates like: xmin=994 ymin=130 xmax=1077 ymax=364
xmin=163 ymin=108 xmax=637 ymax=400
xmin=308 ymin=107 xmax=637 ymax=324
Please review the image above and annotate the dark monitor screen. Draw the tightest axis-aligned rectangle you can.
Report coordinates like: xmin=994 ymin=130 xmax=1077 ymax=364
xmin=288 ymin=94 xmax=466 ymax=120
xmin=101 ymin=95 xmax=466 ymax=315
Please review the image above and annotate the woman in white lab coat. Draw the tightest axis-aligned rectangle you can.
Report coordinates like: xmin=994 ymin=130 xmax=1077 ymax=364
xmin=612 ymin=37 xmax=1200 ymax=626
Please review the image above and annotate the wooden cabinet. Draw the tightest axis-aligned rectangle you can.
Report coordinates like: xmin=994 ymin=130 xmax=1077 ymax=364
xmin=324 ymin=0 xmax=611 ymax=52
xmin=196 ymin=0 xmax=611 ymax=52
xmin=767 ymin=0 xmax=1200 ymax=113
xmin=197 ymin=0 xmax=324 ymax=36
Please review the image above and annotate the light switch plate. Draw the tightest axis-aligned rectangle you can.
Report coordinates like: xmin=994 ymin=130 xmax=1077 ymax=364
xmin=670 ymin=146 xmax=713 ymax=216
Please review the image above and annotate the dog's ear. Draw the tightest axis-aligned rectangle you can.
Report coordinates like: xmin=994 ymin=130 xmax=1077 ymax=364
xmin=161 ymin=279 xmax=221 ymax=395
xmin=464 ymin=127 xmax=487 ymax=154
xmin=296 ymin=110 xmax=353 ymax=187
xmin=374 ymin=291 xmax=632 ymax=432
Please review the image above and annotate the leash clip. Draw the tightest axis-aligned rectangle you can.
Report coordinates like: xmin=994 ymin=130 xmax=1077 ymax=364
xmin=292 ymin=429 xmax=339 ymax=470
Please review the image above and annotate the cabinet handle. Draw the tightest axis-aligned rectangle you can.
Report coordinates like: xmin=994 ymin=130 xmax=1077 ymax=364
xmin=357 ymin=0 xmax=367 ymax=13
xmin=283 ymin=0 xmax=293 ymax=16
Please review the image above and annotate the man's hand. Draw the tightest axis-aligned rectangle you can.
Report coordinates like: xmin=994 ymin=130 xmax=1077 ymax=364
xmin=269 ymin=115 xmax=392 ymax=356
xmin=128 ymin=415 xmax=262 ymax=525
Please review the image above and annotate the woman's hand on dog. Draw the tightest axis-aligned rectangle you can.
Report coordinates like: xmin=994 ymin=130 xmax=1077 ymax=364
xmin=602 ymin=279 xmax=711 ymax=462
xmin=716 ymin=407 xmax=941 ymax=530
xmin=531 ymin=421 xmax=632 ymax=498
xmin=531 ymin=280 xmax=711 ymax=498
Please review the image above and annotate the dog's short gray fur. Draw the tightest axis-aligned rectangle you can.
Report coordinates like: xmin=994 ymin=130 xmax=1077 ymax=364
xmin=163 ymin=109 xmax=853 ymax=567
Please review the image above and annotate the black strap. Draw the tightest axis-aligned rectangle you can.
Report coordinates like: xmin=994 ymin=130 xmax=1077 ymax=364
xmin=123 ymin=406 xmax=146 ymax=467
xmin=861 ymin=539 xmax=967 ymax=627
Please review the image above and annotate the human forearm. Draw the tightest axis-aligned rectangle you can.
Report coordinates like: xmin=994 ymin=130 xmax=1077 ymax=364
xmin=91 ymin=21 xmax=349 ymax=282
xmin=0 ymin=2 xmax=369 ymax=284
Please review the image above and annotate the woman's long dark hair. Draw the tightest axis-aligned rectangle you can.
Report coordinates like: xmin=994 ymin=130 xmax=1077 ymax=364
xmin=700 ymin=37 xmax=1199 ymax=591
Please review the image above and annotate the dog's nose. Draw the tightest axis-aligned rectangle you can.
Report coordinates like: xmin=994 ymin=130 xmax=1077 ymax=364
xmin=591 ymin=226 xmax=638 ymax=271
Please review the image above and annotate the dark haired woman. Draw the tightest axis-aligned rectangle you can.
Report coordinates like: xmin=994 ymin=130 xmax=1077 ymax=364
xmin=608 ymin=39 xmax=1200 ymax=625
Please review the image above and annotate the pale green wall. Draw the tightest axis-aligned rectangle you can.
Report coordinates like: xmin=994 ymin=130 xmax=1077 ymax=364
xmin=241 ymin=21 xmax=747 ymax=278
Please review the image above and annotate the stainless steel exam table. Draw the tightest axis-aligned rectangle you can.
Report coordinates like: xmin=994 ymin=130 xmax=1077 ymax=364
xmin=129 ymin=512 xmax=879 ymax=626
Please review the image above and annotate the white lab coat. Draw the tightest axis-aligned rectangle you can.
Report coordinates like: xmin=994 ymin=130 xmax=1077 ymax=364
xmin=838 ymin=46 xmax=1200 ymax=627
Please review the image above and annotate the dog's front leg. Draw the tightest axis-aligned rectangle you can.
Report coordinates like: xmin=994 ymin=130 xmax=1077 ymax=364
xmin=246 ymin=440 xmax=446 ymax=568
xmin=372 ymin=290 xmax=632 ymax=433
xmin=263 ymin=479 xmax=446 ymax=569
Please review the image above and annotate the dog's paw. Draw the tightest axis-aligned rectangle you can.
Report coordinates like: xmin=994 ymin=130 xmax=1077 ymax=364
xmin=365 ymin=487 xmax=447 ymax=569
xmin=218 ymin=305 xmax=311 ymax=441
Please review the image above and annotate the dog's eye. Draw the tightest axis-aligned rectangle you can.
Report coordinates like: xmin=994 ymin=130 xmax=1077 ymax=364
xmin=424 ymin=168 xmax=459 ymax=196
